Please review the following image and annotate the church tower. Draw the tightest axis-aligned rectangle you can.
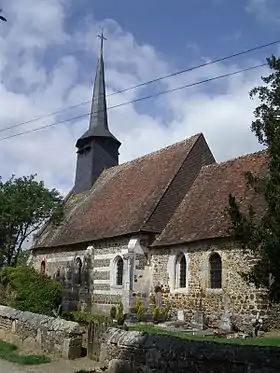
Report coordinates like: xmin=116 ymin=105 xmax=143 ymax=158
xmin=73 ymin=32 xmax=121 ymax=194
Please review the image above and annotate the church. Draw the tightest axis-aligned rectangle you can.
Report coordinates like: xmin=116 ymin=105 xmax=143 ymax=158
xmin=29 ymin=36 xmax=268 ymax=328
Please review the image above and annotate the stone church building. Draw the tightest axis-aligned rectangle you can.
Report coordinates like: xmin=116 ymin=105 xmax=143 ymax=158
xmin=29 ymin=39 xmax=268 ymax=327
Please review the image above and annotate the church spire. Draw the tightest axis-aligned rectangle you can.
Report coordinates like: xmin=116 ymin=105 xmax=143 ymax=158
xmin=73 ymin=31 xmax=121 ymax=194
xmin=76 ymin=31 xmax=120 ymax=148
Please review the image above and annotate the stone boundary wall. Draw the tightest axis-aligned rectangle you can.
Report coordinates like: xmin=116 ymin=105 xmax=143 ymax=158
xmin=0 ymin=305 xmax=83 ymax=359
xmin=100 ymin=328 xmax=280 ymax=373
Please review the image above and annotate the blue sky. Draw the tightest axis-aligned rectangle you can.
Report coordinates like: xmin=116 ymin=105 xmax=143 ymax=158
xmin=0 ymin=0 xmax=280 ymax=194
xmin=85 ymin=0 xmax=280 ymax=63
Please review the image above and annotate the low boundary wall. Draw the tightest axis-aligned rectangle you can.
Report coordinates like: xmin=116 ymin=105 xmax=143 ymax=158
xmin=0 ymin=305 xmax=83 ymax=359
xmin=100 ymin=327 xmax=280 ymax=373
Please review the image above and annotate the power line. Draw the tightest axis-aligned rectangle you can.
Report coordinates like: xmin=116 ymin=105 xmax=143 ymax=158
xmin=0 ymin=62 xmax=267 ymax=142
xmin=0 ymin=38 xmax=278 ymax=135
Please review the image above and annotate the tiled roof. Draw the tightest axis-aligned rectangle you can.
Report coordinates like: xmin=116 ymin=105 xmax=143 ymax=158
xmin=153 ymin=150 xmax=268 ymax=247
xmin=34 ymin=133 xmax=210 ymax=248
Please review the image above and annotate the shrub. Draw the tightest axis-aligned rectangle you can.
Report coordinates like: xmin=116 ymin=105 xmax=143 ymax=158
xmin=0 ymin=265 xmax=62 ymax=316
xmin=149 ymin=293 xmax=156 ymax=312
xmin=135 ymin=298 xmax=144 ymax=322
xmin=0 ymin=283 xmax=7 ymax=306
xmin=116 ymin=301 xmax=124 ymax=325
xmin=135 ymin=297 xmax=142 ymax=313
xmin=110 ymin=305 xmax=117 ymax=319
xmin=62 ymin=310 xmax=110 ymax=325
xmin=153 ymin=307 xmax=161 ymax=322
xmin=163 ymin=302 xmax=171 ymax=321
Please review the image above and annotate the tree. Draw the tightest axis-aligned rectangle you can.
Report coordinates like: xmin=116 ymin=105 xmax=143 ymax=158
xmin=228 ymin=55 xmax=280 ymax=302
xmin=0 ymin=174 xmax=63 ymax=267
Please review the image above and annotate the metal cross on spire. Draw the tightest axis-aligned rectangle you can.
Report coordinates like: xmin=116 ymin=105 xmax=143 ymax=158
xmin=97 ymin=29 xmax=107 ymax=54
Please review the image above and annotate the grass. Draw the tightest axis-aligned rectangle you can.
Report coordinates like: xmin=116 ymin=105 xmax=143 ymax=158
xmin=129 ymin=324 xmax=280 ymax=347
xmin=0 ymin=339 xmax=51 ymax=365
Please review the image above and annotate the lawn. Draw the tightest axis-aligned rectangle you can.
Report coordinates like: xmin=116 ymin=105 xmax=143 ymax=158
xmin=129 ymin=324 xmax=280 ymax=347
xmin=0 ymin=339 xmax=51 ymax=365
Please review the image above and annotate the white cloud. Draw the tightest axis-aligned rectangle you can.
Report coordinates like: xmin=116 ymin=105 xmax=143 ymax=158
xmin=0 ymin=1 xmax=268 ymax=196
xmin=246 ymin=0 xmax=280 ymax=22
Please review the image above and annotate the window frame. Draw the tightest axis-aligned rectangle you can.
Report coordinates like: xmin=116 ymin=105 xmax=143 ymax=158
xmin=174 ymin=252 xmax=188 ymax=292
xmin=74 ymin=257 xmax=83 ymax=286
xmin=209 ymin=252 xmax=222 ymax=290
xmin=116 ymin=256 xmax=124 ymax=286
xmin=111 ymin=255 xmax=124 ymax=289
xmin=40 ymin=260 xmax=46 ymax=274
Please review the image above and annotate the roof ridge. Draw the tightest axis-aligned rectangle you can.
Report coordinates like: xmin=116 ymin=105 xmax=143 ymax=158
xmin=111 ymin=133 xmax=202 ymax=170
xmin=199 ymin=148 xmax=266 ymax=174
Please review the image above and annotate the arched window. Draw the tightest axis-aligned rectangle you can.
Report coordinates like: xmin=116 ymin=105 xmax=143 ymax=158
xmin=40 ymin=260 xmax=46 ymax=274
xmin=175 ymin=253 xmax=187 ymax=289
xmin=116 ymin=257 xmax=124 ymax=286
xmin=179 ymin=255 xmax=187 ymax=288
xmin=74 ymin=257 xmax=82 ymax=285
xmin=209 ymin=253 xmax=222 ymax=289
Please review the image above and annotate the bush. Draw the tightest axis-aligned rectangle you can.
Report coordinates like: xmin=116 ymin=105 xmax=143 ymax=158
xmin=163 ymin=302 xmax=171 ymax=321
xmin=153 ymin=307 xmax=161 ymax=322
xmin=116 ymin=301 xmax=124 ymax=325
xmin=0 ymin=283 xmax=7 ymax=306
xmin=110 ymin=305 xmax=117 ymax=319
xmin=135 ymin=298 xmax=144 ymax=322
xmin=62 ymin=310 xmax=111 ymax=325
xmin=0 ymin=265 xmax=62 ymax=316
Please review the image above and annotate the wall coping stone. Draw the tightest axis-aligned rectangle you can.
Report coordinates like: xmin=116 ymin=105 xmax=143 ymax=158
xmin=101 ymin=327 xmax=280 ymax=370
xmin=0 ymin=305 xmax=83 ymax=334
xmin=0 ymin=305 xmax=84 ymax=359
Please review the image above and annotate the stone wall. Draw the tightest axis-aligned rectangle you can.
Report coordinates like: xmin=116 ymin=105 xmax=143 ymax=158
xmin=151 ymin=238 xmax=268 ymax=329
xmin=0 ymin=305 xmax=83 ymax=359
xmin=93 ymin=235 xmax=152 ymax=313
xmin=92 ymin=237 xmax=130 ymax=311
xmin=100 ymin=328 xmax=280 ymax=373
xmin=31 ymin=235 xmax=152 ymax=314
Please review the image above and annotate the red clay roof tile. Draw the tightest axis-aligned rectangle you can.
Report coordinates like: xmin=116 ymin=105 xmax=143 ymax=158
xmin=153 ymin=150 xmax=268 ymax=247
xmin=34 ymin=133 xmax=207 ymax=248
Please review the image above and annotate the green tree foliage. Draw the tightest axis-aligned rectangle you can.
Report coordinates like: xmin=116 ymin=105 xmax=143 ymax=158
xmin=0 ymin=174 xmax=63 ymax=267
xmin=0 ymin=265 xmax=62 ymax=316
xmin=228 ymin=56 xmax=280 ymax=302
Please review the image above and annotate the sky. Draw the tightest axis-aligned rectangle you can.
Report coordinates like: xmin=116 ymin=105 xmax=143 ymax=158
xmin=0 ymin=0 xmax=280 ymax=195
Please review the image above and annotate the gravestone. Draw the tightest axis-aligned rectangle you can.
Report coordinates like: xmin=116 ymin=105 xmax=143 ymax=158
xmin=177 ymin=310 xmax=184 ymax=322
xmin=191 ymin=290 xmax=204 ymax=330
xmin=155 ymin=291 xmax=162 ymax=309
xmin=192 ymin=310 xmax=204 ymax=330
xmin=220 ymin=294 xmax=232 ymax=332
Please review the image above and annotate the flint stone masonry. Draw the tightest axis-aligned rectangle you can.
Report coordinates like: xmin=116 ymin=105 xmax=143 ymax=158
xmin=100 ymin=327 xmax=280 ymax=373
xmin=0 ymin=305 xmax=83 ymax=359
xmin=151 ymin=239 xmax=269 ymax=330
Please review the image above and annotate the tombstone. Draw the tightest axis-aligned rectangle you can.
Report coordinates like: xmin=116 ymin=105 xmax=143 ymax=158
xmin=177 ymin=310 xmax=184 ymax=322
xmin=155 ymin=291 xmax=162 ymax=309
xmin=192 ymin=310 xmax=204 ymax=330
xmin=220 ymin=294 xmax=232 ymax=333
